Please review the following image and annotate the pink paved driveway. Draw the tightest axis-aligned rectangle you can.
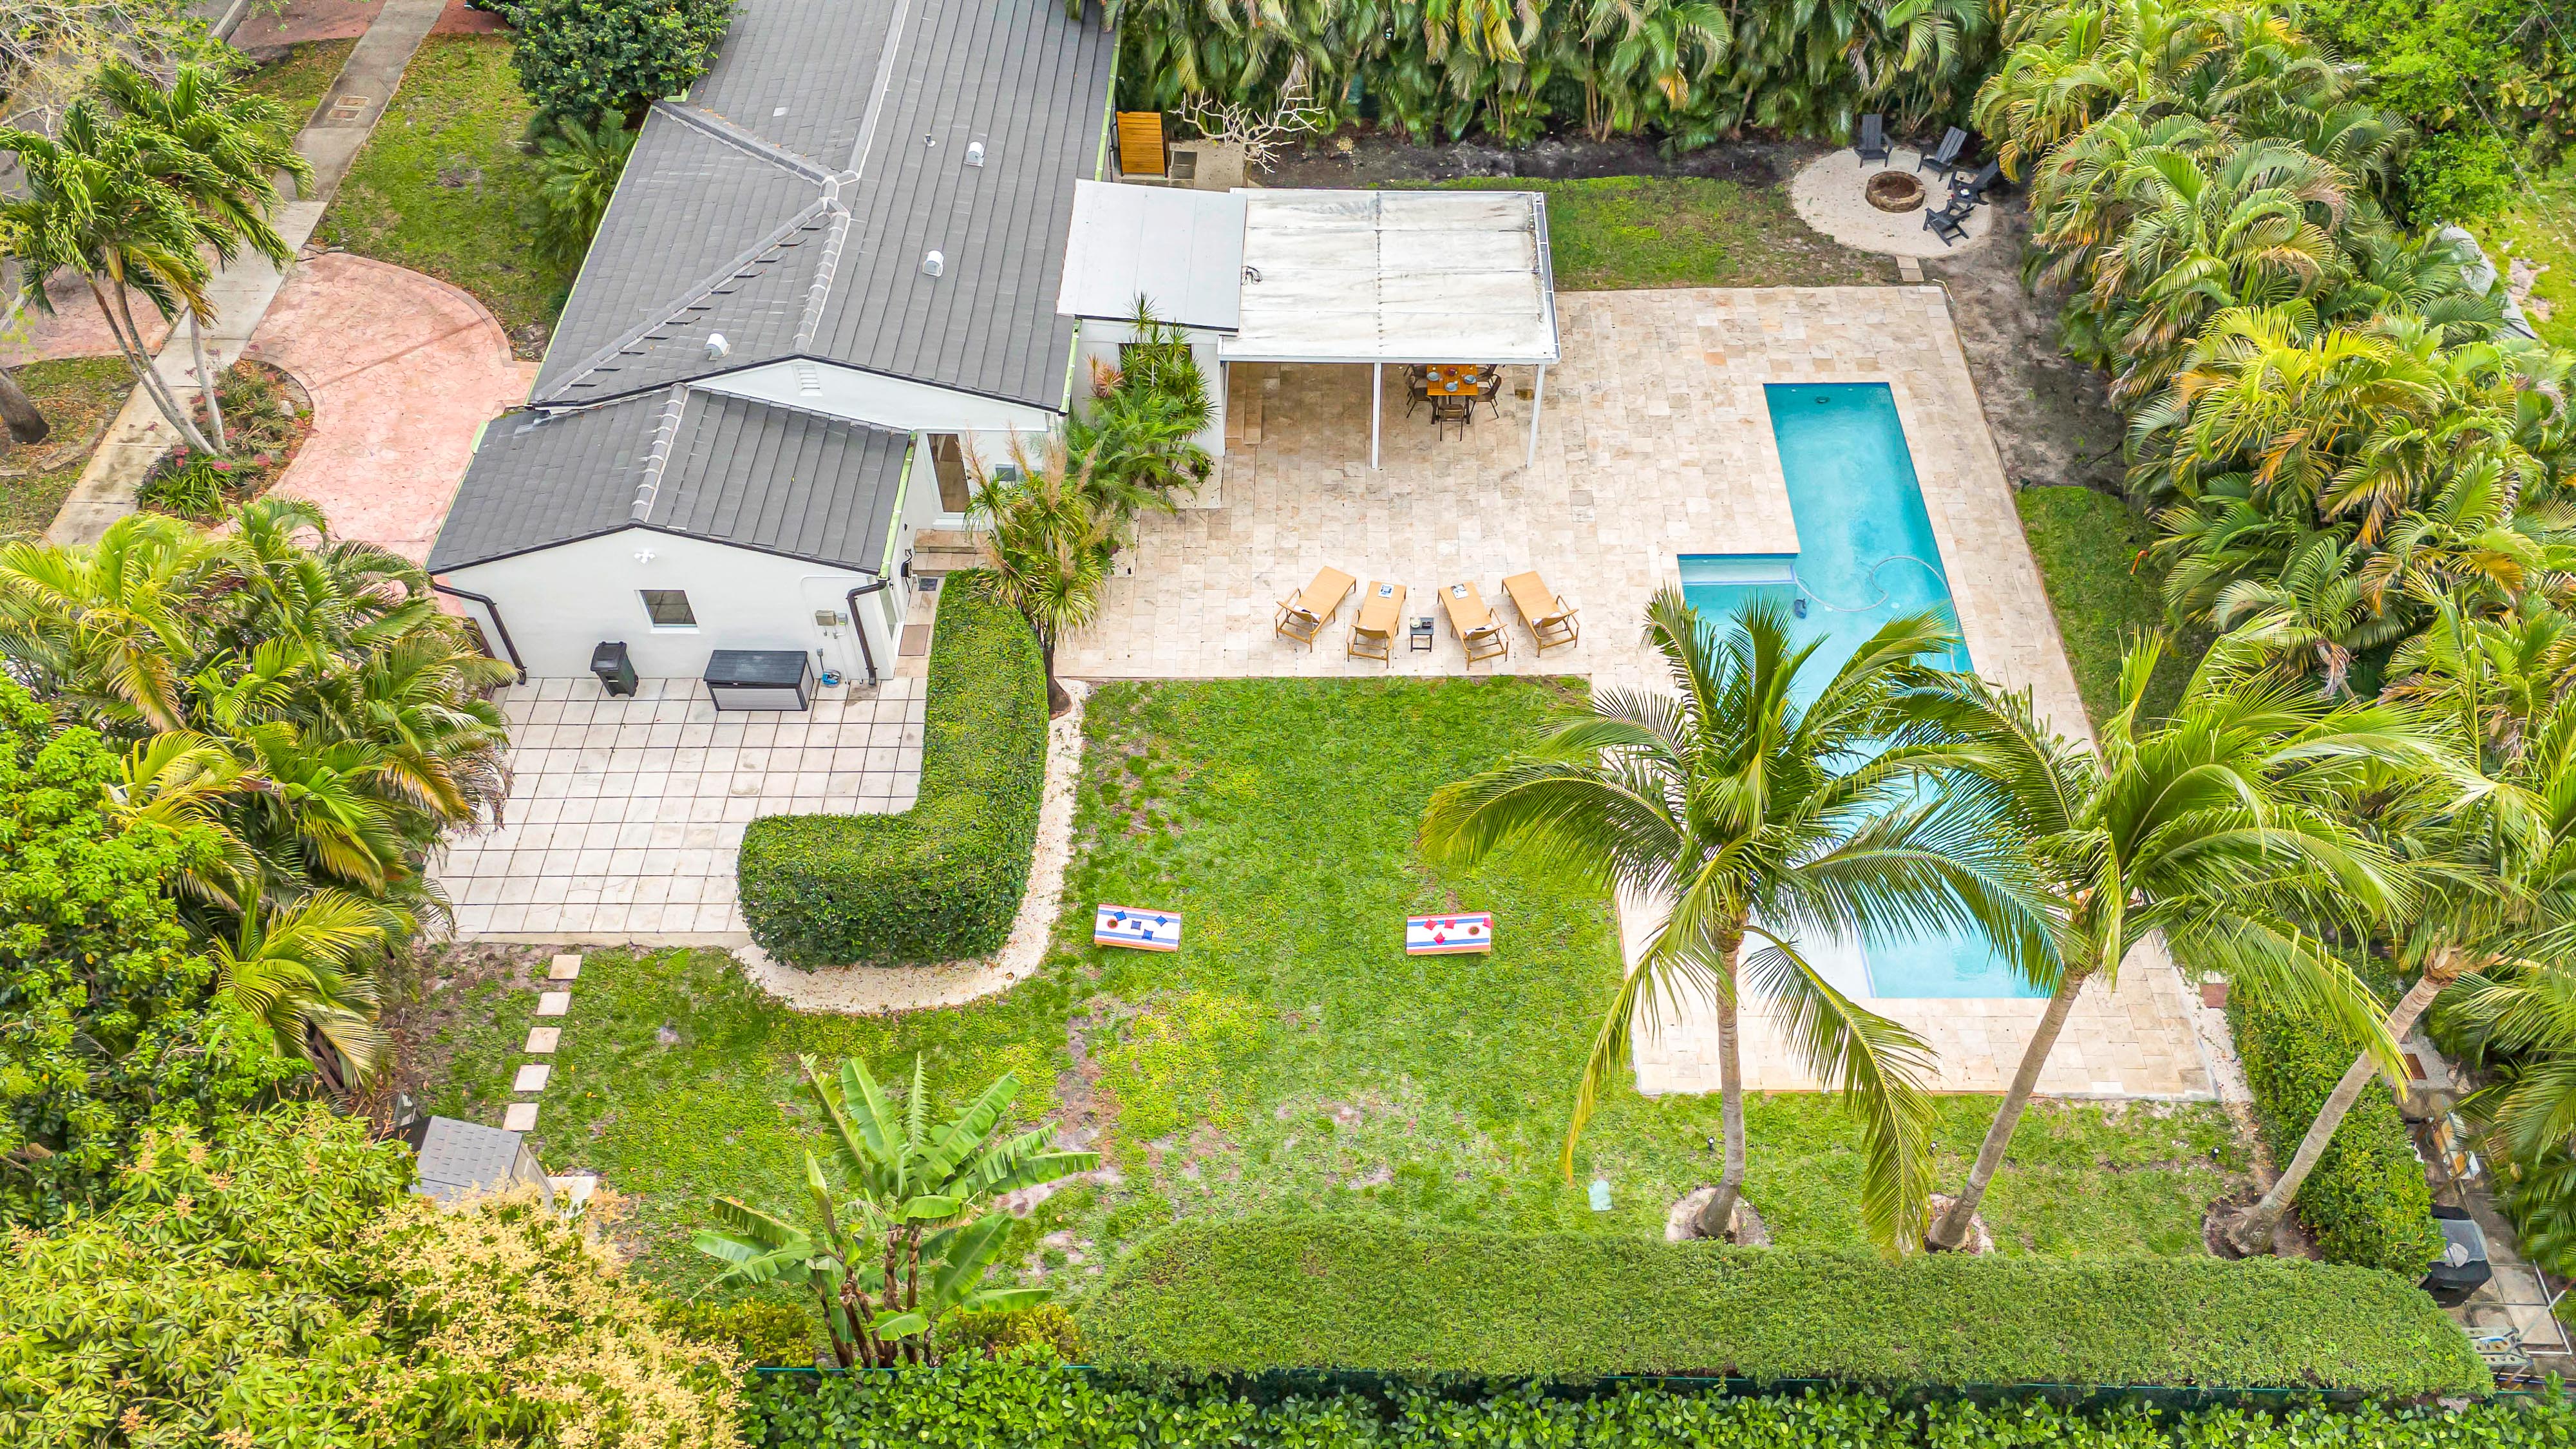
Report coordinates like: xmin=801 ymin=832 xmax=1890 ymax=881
xmin=232 ymin=0 xmax=506 ymax=48
xmin=1 ymin=272 xmax=171 ymax=368
xmin=245 ymin=252 xmax=535 ymax=560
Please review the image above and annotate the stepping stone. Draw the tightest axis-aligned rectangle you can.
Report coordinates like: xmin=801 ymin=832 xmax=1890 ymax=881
xmin=524 ymin=1027 xmax=560 ymax=1054
xmin=502 ymin=1102 xmax=538 ymax=1132
xmin=514 ymin=1063 xmax=552 ymax=1092
xmin=548 ymin=954 xmax=582 ymax=981
xmin=535 ymin=991 xmax=571 ymax=1017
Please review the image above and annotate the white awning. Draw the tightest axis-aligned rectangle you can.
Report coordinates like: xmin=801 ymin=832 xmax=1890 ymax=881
xmin=1222 ymin=189 xmax=1559 ymax=365
xmin=1056 ymin=180 xmax=1247 ymax=332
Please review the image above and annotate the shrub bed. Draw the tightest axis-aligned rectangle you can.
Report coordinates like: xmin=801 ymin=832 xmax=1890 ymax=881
xmin=743 ymin=1360 xmax=2555 ymax=1449
xmin=739 ymin=576 xmax=1046 ymax=966
xmin=2230 ymin=995 xmax=2444 ymax=1278
xmin=1075 ymin=1219 xmax=2483 ymax=1393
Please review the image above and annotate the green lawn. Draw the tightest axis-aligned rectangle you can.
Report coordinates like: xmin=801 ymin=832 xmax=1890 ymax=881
xmin=236 ymin=39 xmax=355 ymax=127
xmin=0 ymin=357 xmax=137 ymax=539
xmin=2468 ymin=169 xmax=2576 ymax=351
xmin=314 ymin=35 xmax=560 ymax=355
xmin=417 ymin=678 xmax=2244 ymax=1296
xmin=2015 ymin=485 xmax=2209 ymax=726
xmin=1430 ymin=176 xmax=1892 ymax=290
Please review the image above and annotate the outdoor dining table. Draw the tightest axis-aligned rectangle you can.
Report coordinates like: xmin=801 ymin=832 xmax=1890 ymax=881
xmin=1423 ymin=364 xmax=1481 ymax=396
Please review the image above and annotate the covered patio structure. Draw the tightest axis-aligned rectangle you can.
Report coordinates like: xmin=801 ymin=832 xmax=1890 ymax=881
xmin=1058 ymin=185 xmax=1561 ymax=468
xmin=1223 ymin=189 xmax=1560 ymax=469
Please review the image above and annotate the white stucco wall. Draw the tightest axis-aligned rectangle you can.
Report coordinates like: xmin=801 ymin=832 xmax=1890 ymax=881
xmin=437 ymin=528 xmax=896 ymax=685
xmin=695 ymin=359 xmax=1062 ymax=434
xmin=1071 ymin=319 xmax=1228 ymax=460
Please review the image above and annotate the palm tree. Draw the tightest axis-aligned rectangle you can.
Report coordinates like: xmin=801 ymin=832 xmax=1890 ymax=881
xmin=531 ymin=112 xmax=636 ymax=274
xmin=1419 ymin=592 xmax=2058 ymax=1251
xmin=2208 ymin=532 xmax=2408 ymax=696
xmin=1920 ymin=634 xmax=2429 ymax=1251
xmin=0 ymin=98 xmax=220 ymax=453
xmin=97 ymin=59 xmax=311 ymax=453
xmin=210 ymin=889 xmax=393 ymax=1095
xmin=970 ymin=437 xmax=1117 ymax=717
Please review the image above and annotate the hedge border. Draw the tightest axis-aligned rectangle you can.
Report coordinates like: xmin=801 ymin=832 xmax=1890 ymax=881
xmin=2228 ymin=992 xmax=2444 ymax=1278
xmin=738 ymin=575 xmax=1048 ymax=966
xmin=1074 ymin=1218 xmax=2486 ymax=1394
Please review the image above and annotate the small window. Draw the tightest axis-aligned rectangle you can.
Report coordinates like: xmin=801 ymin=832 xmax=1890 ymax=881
xmin=641 ymin=589 xmax=697 ymax=630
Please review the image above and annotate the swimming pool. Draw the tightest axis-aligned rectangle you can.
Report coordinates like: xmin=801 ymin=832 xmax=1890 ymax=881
xmin=1680 ymin=383 xmax=2040 ymax=999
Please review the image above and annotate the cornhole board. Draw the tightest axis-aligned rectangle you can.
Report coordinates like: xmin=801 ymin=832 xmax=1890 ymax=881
xmin=1406 ymin=913 xmax=1494 ymax=954
xmin=1094 ymin=904 xmax=1181 ymax=952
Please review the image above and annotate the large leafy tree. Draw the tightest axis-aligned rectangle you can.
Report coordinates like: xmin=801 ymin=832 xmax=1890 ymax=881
xmin=1918 ymin=636 xmax=2425 ymax=1251
xmin=1419 ymin=592 xmax=2056 ymax=1252
xmin=696 ymin=1055 xmax=1096 ymax=1368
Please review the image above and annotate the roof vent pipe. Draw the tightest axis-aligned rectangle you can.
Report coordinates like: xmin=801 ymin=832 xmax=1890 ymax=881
xmin=965 ymin=141 xmax=985 ymax=167
xmin=704 ymin=332 xmax=731 ymax=359
xmin=922 ymin=251 xmax=945 ymax=278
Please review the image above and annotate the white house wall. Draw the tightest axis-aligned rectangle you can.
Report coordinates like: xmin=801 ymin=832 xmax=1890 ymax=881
xmin=1072 ymin=319 xmax=1228 ymax=460
xmin=694 ymin=359 xmax=1060 ymax=434
xmin=437 ymin=529 xmax=895 ymax=685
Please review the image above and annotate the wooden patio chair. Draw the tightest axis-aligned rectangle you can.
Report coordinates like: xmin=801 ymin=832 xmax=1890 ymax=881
xmin=1924 ymin=200 xmax=1970 ymax=246
xmin=1856 ymin=113 xmax=1889 ymax=166
xmin=1502 ymin=570 xmax=1580 ymax=654
xmin=1274 ymin=565 xmax=1356 ymax=649
xmin=1348 ymin=580 xmax=1406 ymax=665
xmin=1441 ymin=582 xmax=1509 ymax=668
xmin=1916 ymin=126 xmax=1968 ymax=177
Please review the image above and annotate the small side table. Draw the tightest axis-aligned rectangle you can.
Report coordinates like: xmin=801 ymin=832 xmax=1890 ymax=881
xmin=1409 ymin=616 xmax=1436 ymax=653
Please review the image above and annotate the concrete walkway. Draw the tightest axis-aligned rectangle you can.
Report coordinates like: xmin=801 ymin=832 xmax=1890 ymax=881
xmin=46 ymin=0 xmax=451 ymax=545
xmin=246 ymin=253 xmax=535 ymax=560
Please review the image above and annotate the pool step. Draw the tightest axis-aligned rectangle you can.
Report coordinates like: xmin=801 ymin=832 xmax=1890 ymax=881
xmin=1678 ymin=553 xmax=1797 ymax=587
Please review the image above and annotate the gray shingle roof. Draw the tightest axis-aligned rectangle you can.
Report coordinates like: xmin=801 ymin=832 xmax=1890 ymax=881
xmin=428 ymin=389 xmax=911 ymax=574
xmin=529 ymin=0 xmax=1115 ymax=412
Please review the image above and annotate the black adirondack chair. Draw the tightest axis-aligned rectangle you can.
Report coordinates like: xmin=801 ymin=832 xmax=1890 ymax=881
xmin=1917 ymin=126 xmax=1968 ymax=176
xmin=1856 ymin=113 xmax=1889 ymax=166
xmin=1949 ymin=158 xmax=2003 ymax=204
xmin=1923 ymin=200 xmax=1970 ymax=245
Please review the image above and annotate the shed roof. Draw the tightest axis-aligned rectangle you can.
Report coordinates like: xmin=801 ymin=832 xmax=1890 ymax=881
xmin=428 ymin=387 xmax=911 ymax=574
xmin=529 ymin=0 xmax=1117 ymax=412
xmin=1220 ymin=189 xmax=1560 ymax=365
xmin=1056 ymin=180 xmax=1247 ymax=332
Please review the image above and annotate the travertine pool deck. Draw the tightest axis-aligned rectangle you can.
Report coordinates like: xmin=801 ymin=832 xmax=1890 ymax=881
xmin=1063 ymin=285 xmax=2212 ymax=1099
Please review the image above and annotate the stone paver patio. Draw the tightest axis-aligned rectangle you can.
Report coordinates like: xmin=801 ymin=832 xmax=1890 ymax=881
xmin=437 ymin=675 xmax=922 ymax=942
xmin=1061 ymin=285 xmax=2211 ymax=1099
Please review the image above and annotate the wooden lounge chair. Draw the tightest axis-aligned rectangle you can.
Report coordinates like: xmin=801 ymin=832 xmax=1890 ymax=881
xmin=1923 ymin=199 xmax=1970 ymax=246
xmin=1274 ymin=565 xmax=1356 ymax=649
xmin=1501 ymin=571 xmax=1579 ymax=654
xmin=1949 ymin=158 xmax=2002 ymax=205
xmin=1916 ymin=126 xmax=1968 ymax=177
xmin=1440 ymin=582 xmax=1509 ymax=668
xmin=1856 ymin=113 xmax=1889 ymax=167
xmin=1349 ymin=580 xmax=1406 ymax=663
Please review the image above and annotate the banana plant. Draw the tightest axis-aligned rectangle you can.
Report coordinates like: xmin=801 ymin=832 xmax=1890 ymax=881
xmin=693 ymin=1055 xmax=1095 ymax=1367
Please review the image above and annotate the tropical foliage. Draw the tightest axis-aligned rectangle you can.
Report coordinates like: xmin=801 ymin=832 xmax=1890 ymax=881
xmin=495 ymin=0 xmax=736 ymax=132
xmin=531 ymin=111 xmax=637 ymax=274
xmin=694 ymin=1056 xmax=1095 ymax=1368
xmin=1 ymin=1104 xmax=745 ymax=1448
xmin=1420 ymin=592 xmax=2056 ymax=1254
xmin=1104 ymin=0 xmax=1998 ymax=147
xmin=0 ymin=499 xmax=511 ymax=1088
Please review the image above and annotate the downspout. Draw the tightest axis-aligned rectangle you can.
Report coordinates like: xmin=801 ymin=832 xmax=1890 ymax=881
xmin=846 ymin=575 xmax=892 ymax=687
xmin=431 ymin=580 xmax=527 ymax=684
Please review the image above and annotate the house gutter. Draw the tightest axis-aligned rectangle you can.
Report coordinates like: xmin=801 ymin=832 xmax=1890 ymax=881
xmin=431 ymin=580 xmax=528 ymax=684
xmin=845 ymin=577 xmax=891 ymax=687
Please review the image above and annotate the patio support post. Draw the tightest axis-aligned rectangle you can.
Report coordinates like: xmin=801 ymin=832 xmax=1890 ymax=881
xmin=1370 ymin=361 xmax=1383 ymax=471
xmin=1525 ymin=363 xmax=1548 ymax=468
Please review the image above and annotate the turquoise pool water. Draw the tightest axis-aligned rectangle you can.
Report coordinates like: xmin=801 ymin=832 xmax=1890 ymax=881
xmin=1680 ymin=383 xmax=2040 ymax=999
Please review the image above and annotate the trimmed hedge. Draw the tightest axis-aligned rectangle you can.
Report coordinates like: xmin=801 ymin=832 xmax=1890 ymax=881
xmin=2230 ymin=994 xmax=2444 ymax=1279
xmin=739 ymin=576 xmax=1048 ymax=966
xmin=1075 ymin=1219 xmax=2485 ymax=1393
xmin=744 ymin=1360 xmax=2564 ymax=1449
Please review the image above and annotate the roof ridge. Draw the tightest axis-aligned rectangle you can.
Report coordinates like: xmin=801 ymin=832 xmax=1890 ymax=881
xmin=535 ymin=194 xmax=838 ymax=404
xmin=629 ymin=384 xmax=694 ymax=522
xmin=654 ymin=100 xmax=837 ymax=184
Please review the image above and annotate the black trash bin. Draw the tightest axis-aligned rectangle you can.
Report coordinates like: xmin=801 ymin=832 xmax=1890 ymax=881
xmin=590 ymin=641 xmax=638 ymax=697
xmin=2421 ymin=1205 xmax=2493 ymax=1306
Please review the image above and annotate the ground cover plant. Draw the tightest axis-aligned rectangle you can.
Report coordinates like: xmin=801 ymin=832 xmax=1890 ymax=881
xmin=2468 ymin=171 xmax=2575 ymax=351
xmin=0 ymin=355 xmax=131 ymax=536
xmin=135 ymin=360 xmax=311 ymax=519
xmin=314 ymin=35 xmax=558 ymax=355
xmin=1081 ymin=1218 xmax=2483 ymax=1388
xmin=421 ymin=677 xmax=2248 ymax=1293
xmin=236 ymin=38 xmax=354 ymax=126
xmin=1430 ymin=176 xmax=1889 ymax=290
xmin=746 ymin=1362 xmax=2552 ymax=1449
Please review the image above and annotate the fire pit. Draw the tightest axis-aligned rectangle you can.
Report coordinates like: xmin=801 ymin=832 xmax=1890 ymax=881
xmin=1866 ymin=171 xmax=1926 ymax=214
